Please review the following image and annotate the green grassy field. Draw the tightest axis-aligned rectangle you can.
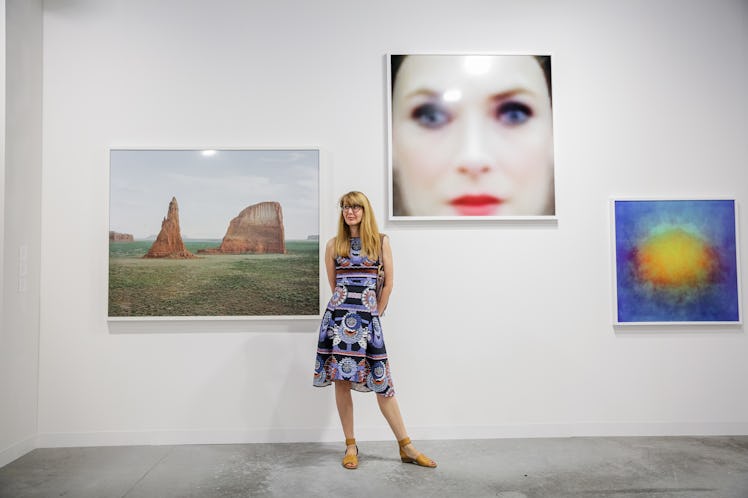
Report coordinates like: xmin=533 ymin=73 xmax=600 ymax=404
xmin=108 ymin=240 xmax=319 ymax=317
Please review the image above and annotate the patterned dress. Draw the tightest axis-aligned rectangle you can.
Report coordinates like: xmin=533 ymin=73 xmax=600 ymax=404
xmin=313 ymin=237 xmax=394 ymax=397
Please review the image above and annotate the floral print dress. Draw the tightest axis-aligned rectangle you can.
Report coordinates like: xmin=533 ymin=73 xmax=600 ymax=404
xmin=313 ymin=237 xmax=394 ymax=397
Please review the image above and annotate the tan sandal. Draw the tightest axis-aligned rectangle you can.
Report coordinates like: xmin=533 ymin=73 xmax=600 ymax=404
xmin=398 ymin=437 xmax=437 ymax=468
xmin=342 ymin=438 xmax=358 ymax=469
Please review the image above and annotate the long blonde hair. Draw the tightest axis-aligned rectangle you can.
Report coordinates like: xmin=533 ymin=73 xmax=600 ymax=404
xmin=335 ymin=191 xmax=381 ymax=260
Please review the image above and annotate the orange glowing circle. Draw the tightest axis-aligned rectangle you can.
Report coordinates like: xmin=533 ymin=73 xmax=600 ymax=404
xmin=635 ymin=228 xmax=717 ymax=287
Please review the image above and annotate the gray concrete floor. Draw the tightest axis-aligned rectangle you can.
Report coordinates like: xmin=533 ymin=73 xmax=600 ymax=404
xmin=1 ymin=436 xmax=747 ymax=497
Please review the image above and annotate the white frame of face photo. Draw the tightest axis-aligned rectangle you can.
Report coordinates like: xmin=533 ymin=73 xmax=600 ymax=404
xmin=387 ymin=53 xmax=557 ymax=221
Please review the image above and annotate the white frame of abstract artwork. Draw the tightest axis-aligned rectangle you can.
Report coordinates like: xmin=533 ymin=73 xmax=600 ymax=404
xmin=610 ymin=196 xmax=742 ymax=326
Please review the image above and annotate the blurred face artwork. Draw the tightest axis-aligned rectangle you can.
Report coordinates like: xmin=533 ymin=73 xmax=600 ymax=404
xmin=391 ymin=55 xmax=555 ymax=218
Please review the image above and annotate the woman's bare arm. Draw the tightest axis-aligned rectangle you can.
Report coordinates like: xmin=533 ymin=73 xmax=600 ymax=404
xmin=325 ymin=237 xmax=337 ymax=293
xmin=378 ymin=235 xmax=394 ymax=315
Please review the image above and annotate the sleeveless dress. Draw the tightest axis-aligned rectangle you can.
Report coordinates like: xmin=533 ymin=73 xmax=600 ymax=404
xmin=313 ymin=237 xmax=395 ymax=397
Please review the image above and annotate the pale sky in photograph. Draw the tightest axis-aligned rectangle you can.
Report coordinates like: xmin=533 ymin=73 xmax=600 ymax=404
xmin=109 ymin=149 xmax=319 ymax=240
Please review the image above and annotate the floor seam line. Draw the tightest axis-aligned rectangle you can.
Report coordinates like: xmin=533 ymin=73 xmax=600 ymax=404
xmin=120 ymin=447 xmax=173 ymax=498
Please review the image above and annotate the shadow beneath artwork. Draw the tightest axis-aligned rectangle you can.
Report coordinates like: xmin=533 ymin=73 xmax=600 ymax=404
xmin=108 ymin=318 xmax=320 ymax=335
xmin=613 ymin=323 xmax=744 ymax=337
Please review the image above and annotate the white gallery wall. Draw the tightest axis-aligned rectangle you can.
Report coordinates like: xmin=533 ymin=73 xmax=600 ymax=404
xmin=26 ymin=0 xmax=748 ymax=451
xmin=1 ymin=0 xmax=43 ymax=467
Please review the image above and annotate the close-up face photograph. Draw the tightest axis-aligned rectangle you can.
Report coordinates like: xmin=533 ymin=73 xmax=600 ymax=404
xmin=390 ymin=54 xmax=555 ymax=219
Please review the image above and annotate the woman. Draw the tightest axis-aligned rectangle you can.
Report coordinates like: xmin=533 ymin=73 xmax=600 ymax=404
xmin=391 ymin=54 xmax=555 ymax=217
xmin=313 ymin=191 xmax=436 ymax=470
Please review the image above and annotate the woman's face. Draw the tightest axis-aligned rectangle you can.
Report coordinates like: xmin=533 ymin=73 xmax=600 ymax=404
xmin=392 ymin=55 xmax=554 ymax=217
xmin=341 ymin=202 xmax=364 ymax=227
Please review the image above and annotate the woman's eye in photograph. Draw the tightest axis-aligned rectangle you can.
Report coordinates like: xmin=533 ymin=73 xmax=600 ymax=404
xmin=496 ymin=101 xmax=533 ymax=126
xmin=412 ymin=102 xmax=451 ymax=128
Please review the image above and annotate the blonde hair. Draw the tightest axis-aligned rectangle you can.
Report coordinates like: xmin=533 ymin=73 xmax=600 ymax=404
xmin=335 ymin=191 xmax=381 ymax=260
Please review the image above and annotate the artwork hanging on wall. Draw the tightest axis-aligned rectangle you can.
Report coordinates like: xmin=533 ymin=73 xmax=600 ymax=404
xmin=108 ymin=148 xmax=320 ymax=320
xmin=387 ymin=53 xmax=556 ymax=221
xmin=611 ymin=198 xmax=741 ymax=325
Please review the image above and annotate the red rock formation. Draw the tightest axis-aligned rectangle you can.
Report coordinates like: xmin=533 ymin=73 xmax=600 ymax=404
xmin=109 ymin=231 xmax=134 ymax=242
xmin=199 ymin=201 xmax=286 ymax=254
xmin=143 ymin=197 xmax=196 ymax=259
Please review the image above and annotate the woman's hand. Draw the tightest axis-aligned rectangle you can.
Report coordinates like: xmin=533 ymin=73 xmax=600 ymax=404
xmin=378 ymin=299 xmax=388 ymax=317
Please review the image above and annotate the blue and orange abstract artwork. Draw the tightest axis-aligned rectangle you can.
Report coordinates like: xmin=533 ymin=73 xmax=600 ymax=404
xmin=613 ymin=199 xmax=741 ymax=324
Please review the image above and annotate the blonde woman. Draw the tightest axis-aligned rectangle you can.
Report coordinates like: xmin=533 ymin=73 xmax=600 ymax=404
xmin=313 ymin=191 xmax=436 ymax=470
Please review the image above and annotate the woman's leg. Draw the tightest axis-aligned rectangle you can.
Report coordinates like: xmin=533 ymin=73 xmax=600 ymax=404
xmin=376 ymin=394 xmax=436 ymax=465
xmin=375 ymin=394 xmax=407 ymax=440
xmin=334 ymin=381 xmax=357 ymax=462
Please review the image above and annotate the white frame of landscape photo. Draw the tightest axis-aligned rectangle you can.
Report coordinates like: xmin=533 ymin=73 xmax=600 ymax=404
xmin=387 ymin=53 xmax=557 ymax=221
xmin=108 ymin=148 xmax=320 ymax=321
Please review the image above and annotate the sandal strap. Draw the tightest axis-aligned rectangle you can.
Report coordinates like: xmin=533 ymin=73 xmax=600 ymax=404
xmin=345 ymin=438 xmax=356 ymax=446
xmin=398 ymin=437 xmax=411 ymax=448
xmin=342 ymin=452 xmax=358 ymax=469
xmin=415 ymin=453 xmax=436 ymax=467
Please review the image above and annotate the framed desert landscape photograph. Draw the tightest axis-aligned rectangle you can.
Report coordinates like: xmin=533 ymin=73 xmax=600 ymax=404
xmin=611 ymin=198 xmax=741 ymax=325
xmin=387 ymin=53 xmax=556 ymax=221
xmin=108 ymin=148 xmax=320 ymax=320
